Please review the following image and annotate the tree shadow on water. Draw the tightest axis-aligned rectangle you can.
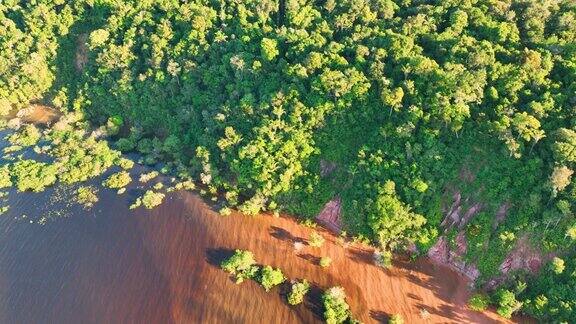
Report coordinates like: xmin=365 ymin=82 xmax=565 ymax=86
xmin=370 ymin=309 xmax=391 ymax=323
xmin=304 ymin=284 xmax=325 ymax=321
xmin=205 ymin=247 xmax=235 ymax=267
xmin=407 ymin=292 xmax=423 ymax=301
xmin=297 ymin=253 xmax=321 ymax=265
xmin=269 ymin=225 xmax=307 ymax=244
xmin=347 ymin=248 xmax=374 ymax=266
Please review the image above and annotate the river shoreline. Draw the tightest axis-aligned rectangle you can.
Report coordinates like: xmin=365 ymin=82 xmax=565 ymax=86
xmin=0 ymin=106 xmax=524 ymax=323
xmin=0 ymin=179 xmax=519 ymax=323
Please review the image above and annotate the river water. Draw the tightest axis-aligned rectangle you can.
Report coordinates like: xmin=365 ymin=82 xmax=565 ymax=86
xmin=0 ymin=109 xmax=516 ymax=323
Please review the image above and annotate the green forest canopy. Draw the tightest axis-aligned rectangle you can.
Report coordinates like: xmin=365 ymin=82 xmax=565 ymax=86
xmin=1 ymin=0 xmax=576 ymax=321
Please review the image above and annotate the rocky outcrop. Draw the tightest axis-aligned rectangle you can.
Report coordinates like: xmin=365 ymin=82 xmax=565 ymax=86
xmin=428 ymin=235 xmax=481 ymax=281
xmin=316 ymin=197 xmax=342 ymax=234
xmin=429 ymin=190 xmax=484 ymax=281
xmin=430 ymin=188 xmax=547 ymax=288
xmin=485 ymin=236 xmax=546 ymax=289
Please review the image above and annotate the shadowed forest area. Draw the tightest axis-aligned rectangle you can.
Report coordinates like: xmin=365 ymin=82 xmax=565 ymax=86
xmin=1 ymin=0 xmax=576 ymax=322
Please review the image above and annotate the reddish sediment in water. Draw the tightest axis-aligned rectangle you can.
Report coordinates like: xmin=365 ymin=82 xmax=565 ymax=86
xmin=0 ymin=188 xmax=520 ymax=323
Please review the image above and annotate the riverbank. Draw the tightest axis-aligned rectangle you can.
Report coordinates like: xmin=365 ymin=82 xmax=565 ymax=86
xmin=0 ymin=180 xmax=518 ymax=323
xmin=0 ymin=106 xmax=526 ymax=323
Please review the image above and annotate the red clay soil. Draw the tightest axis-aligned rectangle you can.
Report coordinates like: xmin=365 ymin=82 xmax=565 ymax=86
xmin=0 ymin=188 xmax=523 ymax=324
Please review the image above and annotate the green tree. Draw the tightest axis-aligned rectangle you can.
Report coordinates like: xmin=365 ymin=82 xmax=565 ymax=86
xmin=259 ymin=266 xmax=285 ymax=292
xmin=496 ymin=289 xmax=522 ymax=319
xmin=221 ymin=250 xmax=259 ymax=284
xmin=261 ymin=38 xmax=279 ymax=61
xmin=287 ymin=279 xmax=310 ymax=305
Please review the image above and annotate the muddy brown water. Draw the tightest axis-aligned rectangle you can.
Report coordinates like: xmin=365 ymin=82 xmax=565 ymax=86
xmin=0 ymin=108 xmax=523 ymax=323
xmin=0 ymin=185 xmax=522 ymax=324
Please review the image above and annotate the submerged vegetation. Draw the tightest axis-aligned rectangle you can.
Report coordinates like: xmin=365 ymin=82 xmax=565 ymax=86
xmin=103 ymin=171 xmax=131 ymax=189
xmin=75 ymin=186 xmax=98 ymax=208
xmin=1 ymin=0 xmax=576 ymax=321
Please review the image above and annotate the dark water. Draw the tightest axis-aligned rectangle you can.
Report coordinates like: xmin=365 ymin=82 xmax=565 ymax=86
xmin=0 ymin=110 xmax=520 ymax=323
xmin=0 ymin=185 xmax=519 ymax=324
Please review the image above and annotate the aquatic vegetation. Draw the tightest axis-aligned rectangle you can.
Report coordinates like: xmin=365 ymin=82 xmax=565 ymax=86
xmin=221 ymin=250 xmax=259 ymax=284
xmin=0 ymin=166 xmax=12 ymax=188
xmin=219 ymin=206 xmax=232 ymax=216
xmin=131 ymin=190 xmax=165 ymax=210
xmin=76 ymin=186 xmax=98 ymax=208
xmin=258 ymin=266 xmax=285 ymax=292
xmin=300 ymin=219 xmax=317 ymax=229
xmin=103 ymin=171 xmax=131 ymax=189
xmin=7 ymin=124 xmax=41 ymax=147
xmin=139 ymin=171 xmax=159 ymax=183
xmin=116 ymin=157 xmax=134 ymax=170
xmin=173 ymin=180 xmax=195 ymax=191
xmin=141 ymin=191 xmax=165 ymax=209
xmin=10 ymin=159 xmax=58 ymax=192
xmin=287 ymin=280 xmax=310 ymax=306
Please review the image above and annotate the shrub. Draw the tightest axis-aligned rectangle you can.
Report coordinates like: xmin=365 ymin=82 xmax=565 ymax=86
xmin=320 ymin=257 xmax=332 ymax=268
xmin=322 ymin=286 xmax=352 ymax=324
xmin=374 ymin=250 xmax=393 ymax=268
xmin=468 ymin=293 xmax=490 ymax=311
xmin=115 ymin=138 xmax=136 ymax=152
xmin=259 ymin=266 xmax=285 ymax=292
xmin=388 ymin=314 xmax=404 ymax=324
xmin=103 ymin=171 xmax=131 ymax=189
xmin=221 ymin=250 xmax=259 ymax=284
xmin=496 ymin=289 xmax=522 ymax=319
xmin=287 ymin=279 xmax=310 ymax=305
xmin=49 ymin=130 xmax=120 ymax=184
xmin=309 ymin=231 xmax=325 ymax=247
